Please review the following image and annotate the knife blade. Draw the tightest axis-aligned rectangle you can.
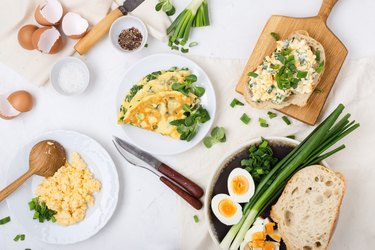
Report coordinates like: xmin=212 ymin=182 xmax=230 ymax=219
xmin=122 ymin=0 xmax=145 ymax=13
xmin=113 ymin=136 xmax=204 ymax=198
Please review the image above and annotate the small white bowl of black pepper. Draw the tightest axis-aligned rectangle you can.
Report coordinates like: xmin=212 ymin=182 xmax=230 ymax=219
xmin=109 ymin=15 xmax=148 ymax=53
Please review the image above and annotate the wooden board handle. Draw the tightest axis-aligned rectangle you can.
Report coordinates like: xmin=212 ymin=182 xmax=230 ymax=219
xmin=0 ymin=170 xmax=34 ymax=202
xmin=160 ymin=176 xmax=203 ymax=210
xmin=318 ymin=0 xmax=338 ymax=22
xmin=159 ymin=163 xmax=204 ymax=198
xmin=74 ymin=8 xmax=124 ymax=55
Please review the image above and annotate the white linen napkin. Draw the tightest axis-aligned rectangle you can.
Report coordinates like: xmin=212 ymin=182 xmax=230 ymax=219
xmin=0 ymin=0 xmax=170 ymax=86
xmin=163 ymin=56 xmax=375 ymax=250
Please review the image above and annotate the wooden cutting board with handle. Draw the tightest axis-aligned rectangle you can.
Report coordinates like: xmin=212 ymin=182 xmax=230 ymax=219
xmin=236 ymin=0 xmax=347 ymax=125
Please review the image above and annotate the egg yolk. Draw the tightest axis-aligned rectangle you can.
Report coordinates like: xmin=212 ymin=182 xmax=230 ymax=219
xmin=218 ymin=199 xmax=237 ymax=218
xmin=231 ymin=175 xmax=249 ymax=195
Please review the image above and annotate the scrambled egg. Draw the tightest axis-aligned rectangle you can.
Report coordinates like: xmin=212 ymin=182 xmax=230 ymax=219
xmin=35 ymin=152 xmax=101 ymax=226
xmin=248 ymin=36 xmax=320 ymax=104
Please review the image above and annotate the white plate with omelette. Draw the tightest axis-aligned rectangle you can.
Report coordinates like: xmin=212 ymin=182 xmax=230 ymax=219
xmin=116 ymin=53 xmax=216 ymax=155
xmin=6 ymin=130 xmax=119 ymax=244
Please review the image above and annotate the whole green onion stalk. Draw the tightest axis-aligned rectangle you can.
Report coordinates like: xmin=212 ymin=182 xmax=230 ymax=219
xmin=220 ymin=104 xmax=359 ymax=250
xmin=167 ymin=0 xmax=209 ymax=46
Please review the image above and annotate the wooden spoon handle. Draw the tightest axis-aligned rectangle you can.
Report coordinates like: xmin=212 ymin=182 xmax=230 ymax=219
xmin=160 ymin=176 xmax=203 ymax=210
xmin=0 ymin=170 xmax=34 ymax=202
xmin=318 ymin=0 xmax=339 ymax=23
xmin=74 ymin=8 xmax=124 ymax=55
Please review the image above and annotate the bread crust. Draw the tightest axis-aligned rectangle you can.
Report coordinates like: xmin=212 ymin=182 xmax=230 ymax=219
xmin=244 ymin=31 xmax=326 ymax=110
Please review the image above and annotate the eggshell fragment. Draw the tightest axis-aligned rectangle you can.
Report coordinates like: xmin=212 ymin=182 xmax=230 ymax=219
xmin=32 ymin=26 xmax=62 ymax=54
xmin=7 ymin=90 xmax=33 ymax=112
xmin=18 ymin=25 xmax=38 ymax=50
xmin=62 ymin=12 xmax=89 ymax=39
xmin=35 ymin=0 xmax=63 ymax=26
xmin=0 ymin=95 xmax=21 ymax=120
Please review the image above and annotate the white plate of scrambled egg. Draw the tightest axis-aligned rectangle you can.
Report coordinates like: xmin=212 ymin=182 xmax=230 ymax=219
xmin=6 ymin=130 xmax=119 ymax=244
xmin=116 ymin=53 xmax=216 ymax=155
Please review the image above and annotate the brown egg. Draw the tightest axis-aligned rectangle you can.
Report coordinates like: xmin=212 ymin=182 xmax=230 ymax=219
xmin=32 ymin=26 xmax=62 ymax=54
xmin=34 ymin=0 xmax=63 ymax=26
xmin=18 ymin=25 xmax=38 ymax=50
xmin=7 ymin=90 xmax=33 ymax=112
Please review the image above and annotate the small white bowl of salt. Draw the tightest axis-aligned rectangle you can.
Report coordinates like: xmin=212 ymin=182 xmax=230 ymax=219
xmin=51 ymin=57 xmax=90 ymax=96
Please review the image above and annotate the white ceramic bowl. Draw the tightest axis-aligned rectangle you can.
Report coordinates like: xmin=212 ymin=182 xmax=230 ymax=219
xmin=50 ymin=57 xmax=90 ymax=96
xmin=204 ymin=136 xmax=330 ymax=248
xmin=109 ymin=15 xmax=148 ymax=53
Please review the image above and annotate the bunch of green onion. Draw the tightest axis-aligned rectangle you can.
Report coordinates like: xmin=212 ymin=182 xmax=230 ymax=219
xmin=167 ymin=0 xmax=209 ymax=46
xmin=220 ymin=104 xmax=359 ymax=250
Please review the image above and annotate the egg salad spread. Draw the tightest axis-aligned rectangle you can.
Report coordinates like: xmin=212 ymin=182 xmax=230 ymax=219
xmin=248 ymin=36 xmax=324 ymax=104
xmin=35 ymin=152 xmax=101 ymax=226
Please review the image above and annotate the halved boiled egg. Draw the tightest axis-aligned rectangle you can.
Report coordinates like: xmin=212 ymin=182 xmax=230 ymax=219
xmin=227 ymin=168 xmax=255 ymax=203
xmin=211 ymin=194 xmax=242 ymax=226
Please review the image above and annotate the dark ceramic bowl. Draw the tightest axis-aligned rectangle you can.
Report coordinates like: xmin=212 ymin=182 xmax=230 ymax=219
xmin=205 ymin=137 xmax=331 ymax=249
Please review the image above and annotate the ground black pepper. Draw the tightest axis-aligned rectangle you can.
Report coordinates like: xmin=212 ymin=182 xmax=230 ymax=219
xmin=118 ymin=27 xmax=143 ymax=51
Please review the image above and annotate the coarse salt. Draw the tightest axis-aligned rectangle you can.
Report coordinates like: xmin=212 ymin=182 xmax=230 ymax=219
xmin=57 ymin=62 xmax=88 ymax=94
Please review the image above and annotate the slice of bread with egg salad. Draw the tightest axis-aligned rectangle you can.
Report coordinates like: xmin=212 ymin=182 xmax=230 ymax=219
xmin=244 ymin=30 xmax=325 ymax=109
xmin=270 ymin=165 xmax=345 ymax=250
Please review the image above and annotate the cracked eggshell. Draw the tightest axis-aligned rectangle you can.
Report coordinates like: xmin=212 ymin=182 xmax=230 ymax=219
xmin=35 ymin=0 xmax=63 ymax=26
xmin=18 ymin=25 xmax=39 ymax=50
xmin=32 ymin=26 xmax=62 ymax=54
xmin=62 ymin=12 xmax=89 ymax=39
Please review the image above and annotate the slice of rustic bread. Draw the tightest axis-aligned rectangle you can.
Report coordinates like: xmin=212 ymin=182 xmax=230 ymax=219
xmin=270 ymin=165 xmax=345 ymax=250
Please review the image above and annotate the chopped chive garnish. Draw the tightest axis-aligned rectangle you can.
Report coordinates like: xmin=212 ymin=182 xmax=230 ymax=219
xmin=193 ymin=215 xmax=199 ymax=223
xmin=14 ymin=235 xmax=21 ymax=241
xmin=270 ymin=32 xmax=280 ymax=41
xmin=240 ymin=113 xmax=251 ymax=124
xmin=0 ymin=216 xmax=11 ymax=225
xmin=316 ymin=62 xmax=325 ymax=73
xmin=297 ymin=71 xmax=308 ymax=79
xmin=286 ymin=135 xmax=296 ymax=139
xmin=315 ymin=50 xmax=321 ymax=62
xmin=258 ymin=118 xmax=269 ymax=127
xmin=25 ymin=249 xmax=31 ymax=250
xmin=189 ymin=42 xmax=199 ymax=47
xmin=267 ymin=111 xmax=277 ymax=119
xmin=248 ymin=72 xmax=258 ymax=78
xmin=230 ymin=98 xmax=244 ymax=108
xmin=171 ymin=45 xmax=179 ymax=50
xmin=181 ymin=47 xmax=189 ymax=53
xmin=282 ymin=116 xmax=291 ymax=125
xmin=20 ymin=234 xmax=25 ymax=241
xmin=144 ymin=43 xmax=148 ymax=48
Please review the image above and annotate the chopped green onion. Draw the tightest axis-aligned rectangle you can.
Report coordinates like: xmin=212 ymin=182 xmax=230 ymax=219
xmin=14 ymin=235 xmax=21 ymax=241
xmin=267 ymin=111 xmax=277 ymax=119
xmin=230 ymin=98 xmax=244 ymax=108
xmin=258 ymin=118 xmax=269 ymax=127
xmin=248 ymin=72 xmax=258 ymax=78
xmin=189 ymin=42 xmax=199 ymax=47
xmin=286 ymin=135 xmax=296 ymax=139
xmin=282 ymin=116 xmax=291 ymax=125
xmin=297 ymin=71 xmax=308 ymax=79
xmin=144 ymin=43 xmax=148 ymax=48
xmin=193 ymin=215 xmax=199 ymax=223
xmin=240 ymin=113 xmax=251 ymax=124
xmin=0 ymin=216 xmax=11 ymax=225
xmin=316 ymin=62 xmax=325 ymax=73
xmin=270 ymin=32 xmax=280 ymax=41
xmin=315 ymin=50 xmax=321 ymax=62
xmin=181 ymin=47 xmax=189 ymax=53
xmin=20 ymin=234 xmax=25 ymax=241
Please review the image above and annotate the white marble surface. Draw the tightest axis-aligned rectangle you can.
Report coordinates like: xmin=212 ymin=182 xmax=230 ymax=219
xmin=1 ymin=0 xmax=375 ymax=249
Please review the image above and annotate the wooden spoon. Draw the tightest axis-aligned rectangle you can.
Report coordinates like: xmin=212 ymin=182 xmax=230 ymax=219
xmin=0 ymin=140 xmax=66 ymax=202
